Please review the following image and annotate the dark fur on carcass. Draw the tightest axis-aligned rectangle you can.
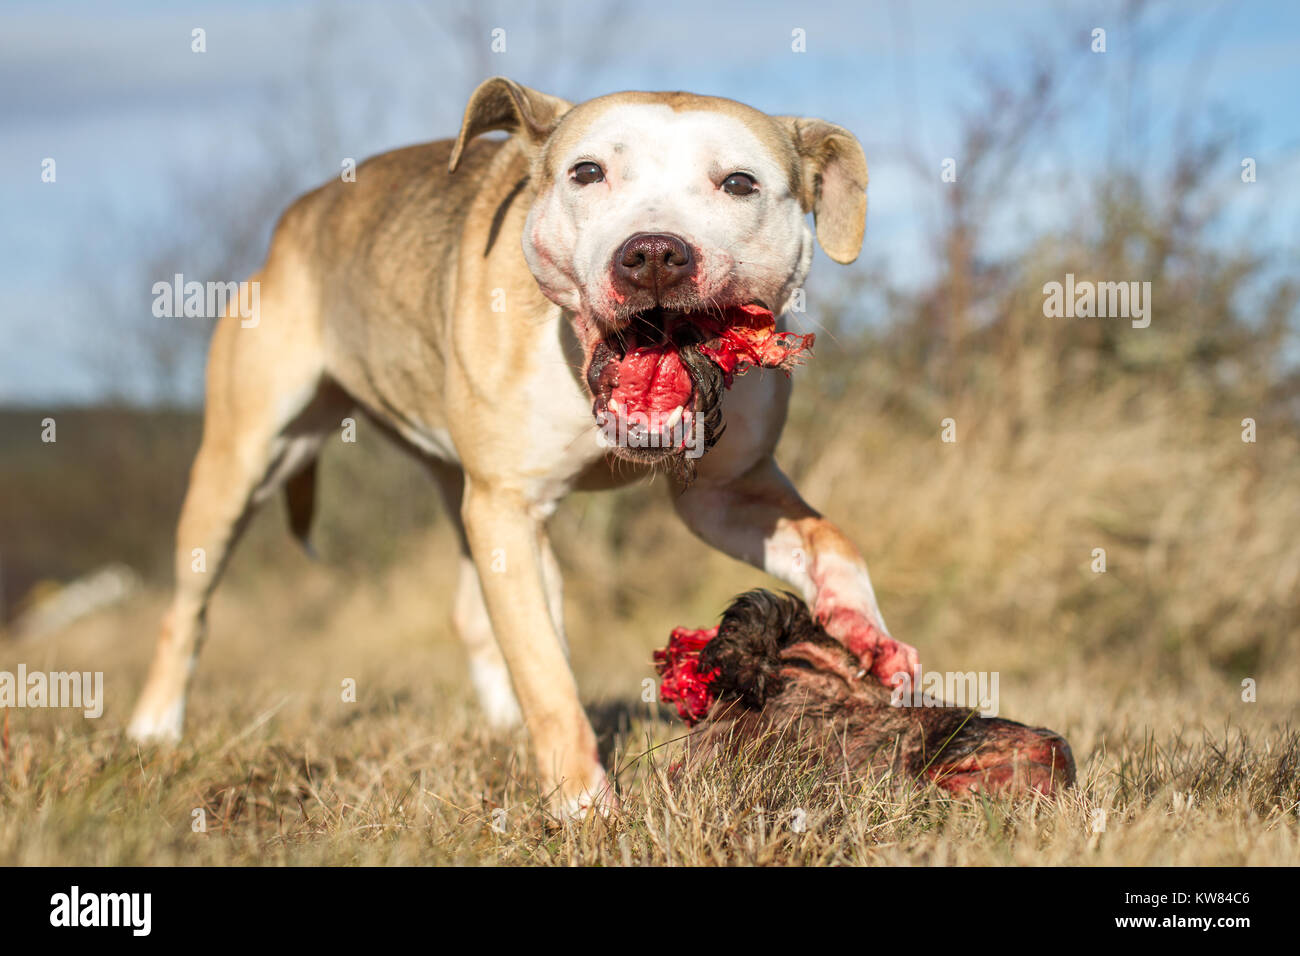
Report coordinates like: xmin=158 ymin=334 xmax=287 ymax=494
xmin=681 ymin=590 xmax=1076 ymax=797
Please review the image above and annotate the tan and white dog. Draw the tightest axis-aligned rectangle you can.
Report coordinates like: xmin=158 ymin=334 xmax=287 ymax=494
xmin=127 ymin=77 xmax=920 ymax=815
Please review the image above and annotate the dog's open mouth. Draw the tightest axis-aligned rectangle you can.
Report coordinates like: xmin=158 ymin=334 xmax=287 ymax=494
xmin=584 ymin=304 xmax=814 ymax=472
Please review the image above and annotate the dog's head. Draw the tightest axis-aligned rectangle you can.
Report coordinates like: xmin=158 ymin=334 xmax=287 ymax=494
xmin=449 ymin=78 xmax=867 ymax=471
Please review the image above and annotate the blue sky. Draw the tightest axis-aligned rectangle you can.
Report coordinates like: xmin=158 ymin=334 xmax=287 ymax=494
xmin=1 ymin=0 xmax=1297 ymax=404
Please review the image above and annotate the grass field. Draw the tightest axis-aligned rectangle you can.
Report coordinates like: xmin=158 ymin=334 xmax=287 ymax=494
xmin=2 ymin=356 xmax=1297 ymax=865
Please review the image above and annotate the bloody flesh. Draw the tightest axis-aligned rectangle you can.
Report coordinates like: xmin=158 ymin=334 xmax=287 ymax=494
xmin=603 ymin=305 xmax=813 ymax=425
xmin=655 ymin=590 xmax=1077 ymax=798
xmin=653 ymin=625 xmax=721 ymax=724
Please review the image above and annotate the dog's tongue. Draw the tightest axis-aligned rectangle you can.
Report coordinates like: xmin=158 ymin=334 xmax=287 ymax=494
xmin=609 ymin=346 xmax=693 ymax=422
xmin=608 ymin=305 xmax=814 ymax=419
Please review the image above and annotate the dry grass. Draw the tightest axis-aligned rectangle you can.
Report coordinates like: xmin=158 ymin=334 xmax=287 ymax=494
xmin=2 ymin=361 xmax=1296 ymax=866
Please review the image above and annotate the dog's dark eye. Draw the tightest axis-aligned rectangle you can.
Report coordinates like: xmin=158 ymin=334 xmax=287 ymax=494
xmin=572 ymin=162 xmax=605 ymax=185
xmin=722 ymin=172 xmax=757 ymax=196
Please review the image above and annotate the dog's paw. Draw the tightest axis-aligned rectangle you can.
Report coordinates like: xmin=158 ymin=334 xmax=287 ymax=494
xmin=554 ymin=766 xmax=619 ymax=821
xmin=816 ymin=605 xmax=920 ymax=686
xmin=867 ymin=631 xmax=920 ymax=686
xmin=125 ymin=699 xmax=185 ymax=744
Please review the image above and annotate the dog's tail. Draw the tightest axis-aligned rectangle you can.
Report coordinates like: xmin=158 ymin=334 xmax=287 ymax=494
xmin=284 ymin=460 xmax=318 ymax=558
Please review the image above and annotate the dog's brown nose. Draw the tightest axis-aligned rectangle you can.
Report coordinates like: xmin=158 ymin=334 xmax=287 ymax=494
xmin=614 ymin=233 xmax=695 ymax=295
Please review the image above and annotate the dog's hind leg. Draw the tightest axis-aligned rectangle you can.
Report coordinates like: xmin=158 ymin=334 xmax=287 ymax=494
xmin=128 ymin=266 xmax=348 ymax=742
xmin=453 ymin=554 xmax=524 ymax=728
xmin=429 ymin=462 xmax=524 ymax=729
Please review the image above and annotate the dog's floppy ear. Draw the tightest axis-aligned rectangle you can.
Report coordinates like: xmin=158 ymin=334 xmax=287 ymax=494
xmin=777 ymin=117 xmax=869 ymax=264
xmin=449 ymin=77 xmax=572 ymax=173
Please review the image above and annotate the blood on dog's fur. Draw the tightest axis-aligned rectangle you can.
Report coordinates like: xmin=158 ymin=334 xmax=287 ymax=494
xmin=658 ymin=590 xmax=1076 ymax=797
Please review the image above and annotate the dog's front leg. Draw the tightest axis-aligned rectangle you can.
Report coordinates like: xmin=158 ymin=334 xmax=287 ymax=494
xmin=460 ymin=481 xmax=613 ymax=816
xmin=674 ymin=456 xmax=919 ymax=684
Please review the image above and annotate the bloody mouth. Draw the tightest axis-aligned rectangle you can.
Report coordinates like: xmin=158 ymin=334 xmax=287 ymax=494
xmin=584 ymin=303 xmax=814 ymax=465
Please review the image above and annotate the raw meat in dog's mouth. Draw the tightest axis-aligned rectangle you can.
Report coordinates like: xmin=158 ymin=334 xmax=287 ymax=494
xmin=585 ymin=304 xmax=814 ymax=436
